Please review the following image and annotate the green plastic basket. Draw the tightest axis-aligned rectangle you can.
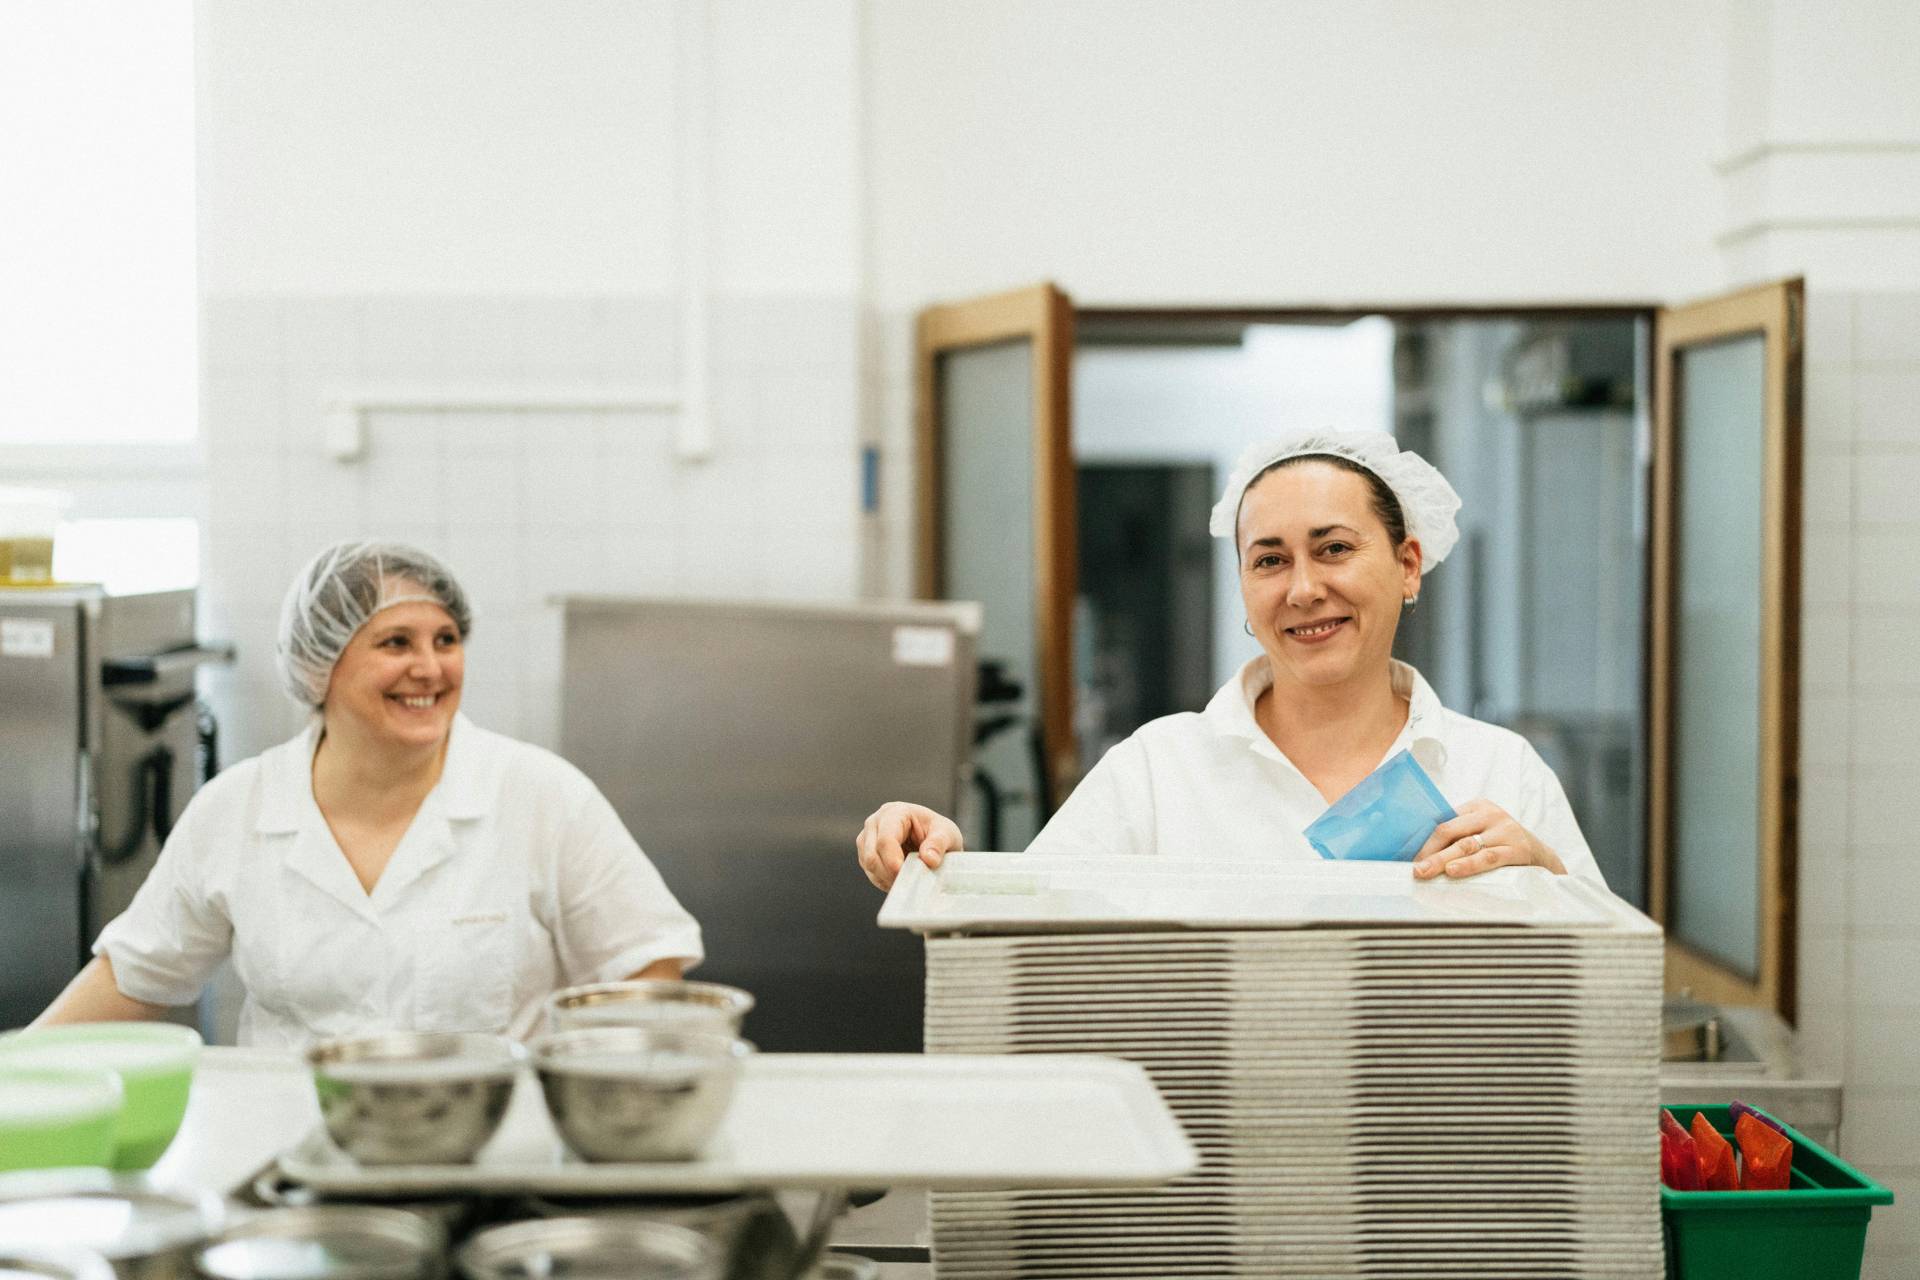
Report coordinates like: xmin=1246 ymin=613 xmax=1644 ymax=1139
xmin=1662 ymin=1105 xmax=1894 ymax=1280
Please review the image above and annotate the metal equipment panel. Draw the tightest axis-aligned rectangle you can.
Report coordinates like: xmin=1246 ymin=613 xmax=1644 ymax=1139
xmin=0 ymin=597 xmax=87 ymax=1026
xmin=560 ymin=596 xmax=978 ymax=1053
xmin=90 ymin=590 xmax=204 ymax=940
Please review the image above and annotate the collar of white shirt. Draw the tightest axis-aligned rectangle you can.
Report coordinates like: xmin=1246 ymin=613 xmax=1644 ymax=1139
xmin=1204 ymin=657 xmax=1450 ymax=775
xmin=253 ymin=712 xmax=493 ymax=834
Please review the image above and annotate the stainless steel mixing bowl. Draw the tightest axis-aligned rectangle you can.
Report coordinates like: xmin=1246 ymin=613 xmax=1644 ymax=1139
xmin=515 ymin=1193 xmax=798 ymax=1280
xmin=528 ymin=1027 xmax=751 ymax=1163
xmin=0 ymin=1168 xmax=225 ymax=1280
xmin=456 ymin=1216 xmax=721 ymax=1280
xmin=545 ymin=981 xmax=755 ymax=1034
xmin=193 ymin=1206 xmax=444 ymax=1280
xmin=0 ymin=1249 xmax=115 ymax=1280
xmin=307 ymin=1032 xmax=525 ymax=1167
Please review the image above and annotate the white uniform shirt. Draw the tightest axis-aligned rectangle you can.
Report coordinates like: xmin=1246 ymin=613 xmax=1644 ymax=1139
xmin=1029 ymin=658 xmax=1607 ymax=887
xmin=94 ymin=714 xmax=704 ymax=1048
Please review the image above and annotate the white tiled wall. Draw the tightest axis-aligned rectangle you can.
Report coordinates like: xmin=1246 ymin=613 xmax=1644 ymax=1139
xmin=199 ymin=293 xmax=862 ymax=763
xmin=1803 ymin=289 xmax=1920 ymax=1279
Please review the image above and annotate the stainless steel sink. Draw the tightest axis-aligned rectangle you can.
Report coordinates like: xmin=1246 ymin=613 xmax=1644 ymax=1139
xmin=1662 ymin=997 xmax=1762 ymax=1064
xmin=1659 ymin=1002 xmax=1844 ymax=1152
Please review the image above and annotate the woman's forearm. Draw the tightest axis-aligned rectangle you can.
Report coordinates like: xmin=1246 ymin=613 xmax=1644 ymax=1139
xmin=31 ymin=955 xmax=169 ymax=1026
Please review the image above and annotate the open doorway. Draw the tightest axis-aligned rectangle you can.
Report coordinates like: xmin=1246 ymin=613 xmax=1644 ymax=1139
xmin=1073 ymin=309 xmax=1648 ymax=901
xmin=1074 ymin=461 xmax=1216 ymax=772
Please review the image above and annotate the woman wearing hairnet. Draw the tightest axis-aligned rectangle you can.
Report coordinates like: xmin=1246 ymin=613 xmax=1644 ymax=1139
xmin=856 ymin=430 xmax=1608 ymax=890
xmin=35 ymin=541 xmax=702 ymax=1047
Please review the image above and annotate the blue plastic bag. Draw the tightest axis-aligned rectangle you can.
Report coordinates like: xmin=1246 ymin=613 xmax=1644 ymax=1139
xmin=1304 ymin=748 xmax=1456 ymax=862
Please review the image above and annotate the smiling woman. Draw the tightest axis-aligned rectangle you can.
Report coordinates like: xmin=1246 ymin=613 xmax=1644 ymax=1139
xmin=32 ymin=541 xmax=705 ymax=1047
xmin=856 ymin=430 xmax=1608 ymax=892
xmin=1236 ymin=457 xmax=1423 ymax=804
xmin=328 ymin=602 xmax=467 ymax=751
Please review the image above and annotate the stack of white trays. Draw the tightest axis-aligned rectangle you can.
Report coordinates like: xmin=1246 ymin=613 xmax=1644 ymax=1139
xmin=881 ymin=856 xmax=1665 ymax=1279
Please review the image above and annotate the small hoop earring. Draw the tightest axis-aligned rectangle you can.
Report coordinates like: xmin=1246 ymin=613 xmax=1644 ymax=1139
xmin=1403 ymin=596 xmax=1418 ymax=608
xmin=1242 ymin=619 xmax=1254 ymax=636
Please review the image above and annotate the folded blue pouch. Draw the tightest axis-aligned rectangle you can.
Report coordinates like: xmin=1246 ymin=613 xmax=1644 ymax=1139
xmin=1304 ymin=748 xmax=1456 ymax=862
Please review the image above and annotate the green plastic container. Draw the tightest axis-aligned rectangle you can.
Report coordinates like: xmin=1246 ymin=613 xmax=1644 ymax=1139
xmin=0 ymin=1024 xmax=200 ymax=1171
xmin=1662 ymin=1105 xmax=1894 ymax=1280
xmin=0 ymin=1066 xmax=122 ymax=1171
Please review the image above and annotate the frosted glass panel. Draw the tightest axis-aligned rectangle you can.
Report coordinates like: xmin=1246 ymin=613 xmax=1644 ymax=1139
xmin=941 ymin=340 xmax=1039 ymax=846
xmin=1669 ymin=334 xmax=1765 ymax=979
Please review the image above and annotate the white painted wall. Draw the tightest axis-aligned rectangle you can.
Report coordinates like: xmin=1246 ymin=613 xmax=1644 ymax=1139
xmin=197 ymin=0 xmax=862 ymax=297
xmin=863 ymin=0 xmax=1729 ymax=310
xmin=1734 ymin=0 xmax=1920 ymax=145
xmin=196 ymin=0 xmax=678 ymax=296
xmin=708 ymin=1 xmax=862 ymax=295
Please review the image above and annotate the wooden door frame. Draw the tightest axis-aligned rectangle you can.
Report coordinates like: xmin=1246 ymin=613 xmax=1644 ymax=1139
xmin=1649 ymin=278 xmax=1804 ymax=1021
xmin=916 ymin=283 xmax=1078 ymax=807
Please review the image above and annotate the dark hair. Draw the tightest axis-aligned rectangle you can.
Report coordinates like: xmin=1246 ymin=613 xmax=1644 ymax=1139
xmin=1240 ymin=453 xmax=1408 ymax=547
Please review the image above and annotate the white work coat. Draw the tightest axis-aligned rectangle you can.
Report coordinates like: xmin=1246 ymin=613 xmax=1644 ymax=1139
xmin=1030 ymin=659 xmax=1608 ymax=888
xmin=95 ymin=714 xmax=703 ymax=1048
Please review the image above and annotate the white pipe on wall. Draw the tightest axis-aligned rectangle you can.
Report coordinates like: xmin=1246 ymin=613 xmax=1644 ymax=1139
xmin=316 ymin=0 xmax=718 ymax=467
xmin=320 ymin=387 xmax=683 ymax=462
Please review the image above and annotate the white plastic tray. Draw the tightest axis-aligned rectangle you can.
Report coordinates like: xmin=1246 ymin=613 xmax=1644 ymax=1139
xmin=878 ymin=854 xmax=1627 ymax=934
xmin=277 ymin=1052 xmax=1195 ymax=1195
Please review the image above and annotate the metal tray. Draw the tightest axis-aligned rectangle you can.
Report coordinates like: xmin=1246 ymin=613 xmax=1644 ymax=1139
xmin=277 ymin=1053 xmax=1194 ymax=1195
xmin=878 ymin=854 xmax=1638 ymax=934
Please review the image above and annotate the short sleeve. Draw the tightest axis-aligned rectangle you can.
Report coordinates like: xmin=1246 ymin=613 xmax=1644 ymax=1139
xmin=550 ymin=782 xmax=705 ymax=984
xmin=1026 ymin=735 xmax=1157 ymax=857
xmin=1512 ymin=740 xmax=1609 ymax=890
xmin=92 ymin=790 xmax=234 ymax=1006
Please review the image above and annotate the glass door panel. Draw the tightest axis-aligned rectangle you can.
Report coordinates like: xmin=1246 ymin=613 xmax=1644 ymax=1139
xmin=1670 ymin=334 xmax=1767 ymax=980
xmin=1651 ymin=278 xmax=1803 ymax=1020
xmin=916 ymin=284 xmax=1077 ymax=848
xmin=940 ymin=339 xmax=1041 ymax=845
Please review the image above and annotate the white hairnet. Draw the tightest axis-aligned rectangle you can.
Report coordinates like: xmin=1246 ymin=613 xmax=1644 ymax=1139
xmin=275 ymin=540 xmax=473 ymax=707
xmin=1208 ymin=430 xmax=1463 ymax=573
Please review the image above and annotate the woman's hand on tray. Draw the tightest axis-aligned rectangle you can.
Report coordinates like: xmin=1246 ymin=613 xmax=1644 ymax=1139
xmin=1411 ymin=799 xmax=1567 ymax=880
xmin=857 ymin=802 xmax=965 ymax=891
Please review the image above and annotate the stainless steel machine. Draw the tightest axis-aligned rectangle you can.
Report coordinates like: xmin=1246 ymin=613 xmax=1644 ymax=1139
xmin=559 ymin=595 xmax=979 ymax=1053
xmin=0 ymin=587 xmax=229 ymax=1029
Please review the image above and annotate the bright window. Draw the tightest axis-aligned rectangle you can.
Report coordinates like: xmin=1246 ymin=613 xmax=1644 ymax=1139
xmin=54 ymin=518 xmax=200 ymax=593
xmin=0 ymin=4 xmax=197 ymax=445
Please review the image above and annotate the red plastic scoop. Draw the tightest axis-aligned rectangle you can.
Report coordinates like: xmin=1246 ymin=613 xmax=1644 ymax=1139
xmin=1736 ymin=1111 xmax=1793 ymax=1190
xmin=1661 ymin=1109 xmax=1701 ymax=1190
xmin=1690 ymin=1111 xmax=1738 ymax=1191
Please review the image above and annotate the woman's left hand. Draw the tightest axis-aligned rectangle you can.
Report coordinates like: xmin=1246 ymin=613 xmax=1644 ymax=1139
xmin=1413 ymin=800 xmax=1567 ymax=879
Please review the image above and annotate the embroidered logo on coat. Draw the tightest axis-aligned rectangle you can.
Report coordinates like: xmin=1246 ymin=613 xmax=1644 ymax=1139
xmin=451 ymin=912 xmax=508 ymax=927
